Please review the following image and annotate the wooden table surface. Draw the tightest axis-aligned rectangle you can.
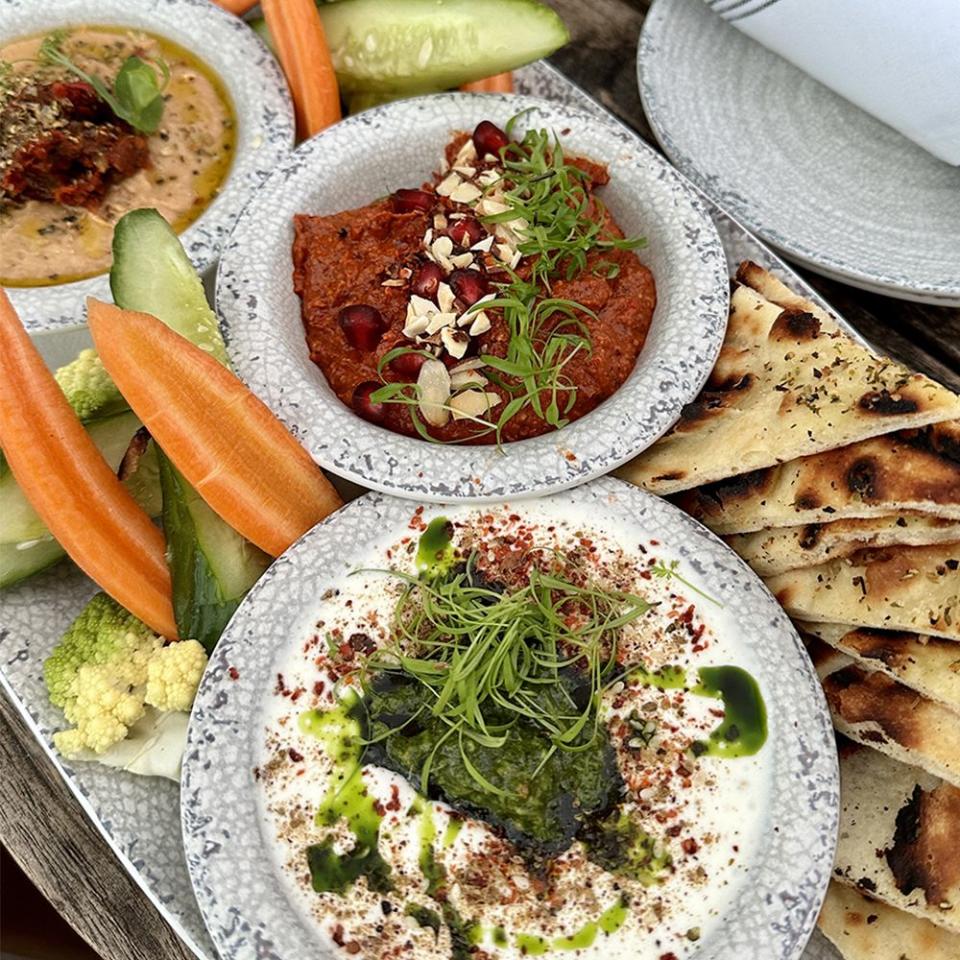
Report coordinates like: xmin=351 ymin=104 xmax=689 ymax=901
xmin=1 ymin=2 xmax=958 ymax=959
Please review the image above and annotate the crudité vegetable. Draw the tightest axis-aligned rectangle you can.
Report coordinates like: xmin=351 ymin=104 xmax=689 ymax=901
xmin=461 ymin=71 xmax=515 ymax=93
xmin=86 ymin=298 xmax=343 ymax=557
xmin=44 ymin=593 xmax=206 ymax=779
xmin=38 ymin=30 xmax=170 ymax=134
xmin=316 ymin=0 xmax=569 ymax=96
xmin=0 ymin=289 xmax=177 ymax=636
xmin=110 ymin=209 xmax=269 ymax=652
xmin=262 ymin=0 xmax=341 ymax=138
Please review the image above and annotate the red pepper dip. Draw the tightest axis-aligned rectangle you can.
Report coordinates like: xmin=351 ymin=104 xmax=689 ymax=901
xmin=292 ymin=119 xmax=656 ymax=444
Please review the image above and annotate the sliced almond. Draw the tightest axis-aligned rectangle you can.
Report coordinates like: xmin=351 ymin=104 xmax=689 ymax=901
xmin=453 ymin=139 xmax=478 ymax=167
xmin=432 ymin=213 xmax=448 ymax=231
xmin=495 ymin=242 xmax=515 ymax=263
xmin=476 ymin=169 xmax=500 ymax=187
xmin=450 ymin=357 xmax=486 ymax=374
xmin=436 ymin=282 xmax=456 ymax=313
xmin=409 ymin=294 xmax=436 ymax=317
xmin=450 ymin=181 xmax=482 ymax=204
xmin=431 ymin=235 xmax=454 ymax=260
xmin=436 ymin=172 xmax=461 ymax=198
xmin=469 ymin=312 xmax=492 ymax=336
xmin=381 ymin=278 xmax=405 ymax=287
xmin=403 ymin=315 xmax=430 ymax=338
xmin=470 ymin=235 xmax=495 ymax=253
xmin=417 ymin=360 xmax=451 ymax=427
xmin=450 ymin=389 xmax=500 ymax=421
xmin=453 ymin=165 xmax=476 ymax=178
xmin=426 ymin=311 xmax=457 ymax=335
xmin=450 ymin=252 xmax=474 ymax=269
xmin=477 ymin=198 xmax=510 ymax=217
xmin=450 ymin=368 xmax=487 ymax=390
xmin=440 ymin=327 xmax=469 ymax=359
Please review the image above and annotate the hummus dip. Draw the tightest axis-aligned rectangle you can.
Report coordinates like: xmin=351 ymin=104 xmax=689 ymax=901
xmin=258 ymin=503 xmax=770 ymax=960
xmin=0 ymin=26 xmax=235 ymax=286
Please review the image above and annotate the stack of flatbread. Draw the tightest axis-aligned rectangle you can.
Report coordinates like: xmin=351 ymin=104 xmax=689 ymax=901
xmin=618 ymin=261 xmax=960 ymax=960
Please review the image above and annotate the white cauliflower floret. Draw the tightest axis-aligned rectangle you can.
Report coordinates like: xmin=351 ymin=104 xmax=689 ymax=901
xmin=145 ymin=639 xmax=207 ymax=712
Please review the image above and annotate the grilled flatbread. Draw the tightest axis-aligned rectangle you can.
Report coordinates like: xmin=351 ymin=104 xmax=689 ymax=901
xmin=735 ymin=259 xmax=836 ymax=328
xmin=821 ymin=663 xmax=960 ymax=789
xmin=674 ymin=422 xmax=960 ymax=535
xmin=835 ymin=743 xmax=960 ymax=933
xmin=818 ymin=881 xmax=960 ymax=960
xmin=802 ymin=622 xmax=960 ymax=711
xmin=617 ymin=267 xmax=960 ymax=496
xmin=726 ymin=514 xmax=960 ymax=577
xmin=766 ymin=542 xmax=960 ymax=641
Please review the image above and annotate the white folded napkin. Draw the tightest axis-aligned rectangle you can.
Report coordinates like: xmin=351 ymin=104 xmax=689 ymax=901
xmin=707 ymin=0 xmax=960 ymax=165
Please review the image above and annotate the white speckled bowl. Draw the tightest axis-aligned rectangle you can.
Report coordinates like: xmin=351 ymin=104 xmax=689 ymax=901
xmin=181 ymin=477 xmax=838 ymax=960
xmin=1 ymin=0 xmax=294 ymax=330
xmin=216 ymin=94 xmax=729 ymax=502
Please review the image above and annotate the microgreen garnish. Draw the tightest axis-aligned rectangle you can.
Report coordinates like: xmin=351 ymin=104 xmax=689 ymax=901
xmin=358 ymin=543 xmax=653 ymax=796
xmin=38 ymin=31 xmax=169 ymax=134
xmin=650 ymin=559 xmax=723 ymax=607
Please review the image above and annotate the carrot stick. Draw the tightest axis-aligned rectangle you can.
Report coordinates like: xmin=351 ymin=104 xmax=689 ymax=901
xmin=210 ymin=0 xmax=258 ymax=14
xmin=0 ymin=290 xmax=176 ymax=637
xmin=261 ymin=0 xmax=341 ymax=139
xmin=461 ymin=73 xmax=515 ymax=94
xmin=86 ymin=299 xmax=343 ymax=557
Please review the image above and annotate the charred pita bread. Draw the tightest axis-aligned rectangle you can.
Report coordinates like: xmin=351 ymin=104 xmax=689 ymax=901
xmin=726 ymin=514 xmax=960 ymax=577
xmin=617 ymin=268 xmax=960 ymax=495
xmin=834 ymin=743 xmax=960 ymax=933
xmin=819 ymin=662 xmax=960 ymax=789
xmin=734 ymin=260 xmax=837 ymax=328
xmin=674 ymin=422 xmax=960 ymax=534
xmin=766 ymin=542 xmax=960 ymax=641
xmin=802 ymin=622 xmax=960 ymax=712
xmin=818 ymin=881 xmax=960 ymax=960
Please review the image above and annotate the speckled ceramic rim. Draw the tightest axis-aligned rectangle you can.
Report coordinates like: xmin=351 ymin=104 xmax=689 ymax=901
xmin=181 ymin=476 xmax=838 ymax=960
xmin=637 ymin=0 xmax=960 ymax=307
xmin=1 ymin=0 xmax=294 ymax=331
xmin=216 ymin=92 xmax=729 ymax=503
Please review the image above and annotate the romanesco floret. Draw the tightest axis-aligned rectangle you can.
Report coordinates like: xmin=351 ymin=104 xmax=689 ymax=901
xmin=145 ymin=639 xmax=207 ymax=711
xmin=45 ymin=594 xmax=208 ymax=759
xmin=53 ymin=348 xmax=128 ymax=421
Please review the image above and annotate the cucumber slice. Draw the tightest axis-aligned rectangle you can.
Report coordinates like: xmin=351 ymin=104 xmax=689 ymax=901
xmin=0 ymin=414 xmax=163 ymax=588
xmin=158 ymin=453 xmax=270 ymax=653
xmin=109 ymin=209 xmax=229 ymax=366
xmin=318 ymin=0 xmax=570 ymax=95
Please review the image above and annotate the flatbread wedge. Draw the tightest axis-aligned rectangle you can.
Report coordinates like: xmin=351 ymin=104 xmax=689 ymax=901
xmin=675 ymin=421 xmax=960 ymax=534
xmin=726 ymin=513 xmax=960 ymax=577
xmin=766 ymin=542 xmax=960 ymax=641
xmin=617 ymin=265 xmax=960 ymax=495
xmin=834 ymin=743 xmax=960 ymax=933
xmin=820 ymin=662 xmax=960 ymax=789
xmin=818 ymin=881 xmax=960 ymax=960
xmin=802 ymin=622 xmax=960 ymax=712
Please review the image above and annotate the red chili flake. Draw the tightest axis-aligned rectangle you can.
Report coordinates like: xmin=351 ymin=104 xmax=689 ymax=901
xmin=275 ymin=674 xmax=288 ymax=696
xmin=345 ymin=944 xmax=361 ymax=955
xmin=332 ymin=924 xmax=346 ymax=946
xmin=252 ymin=766 xmax=261 ymax=780
xmin=227 ymin=666 xmax=240 ymax=680
xmin=290 ymin=687 xmax=304 ymax=702
xmin=682 ymin=838 xmax=699 ymax=855
xmin=666 ymin=823 xmax=683 ymax=837
xmin=288 ymin=748 xmax=304 ymax=762
xmin=650 ymin=539 xmax=660 ymax=546
xmin=374 ymin=799 xmax=386 ymax=816
xmin=660 ymin=954 xmax=678 ymax=960
xmin=313 ymin=680 xmax=326 ymax=696
xmin=386 ymin=784 xmax=402 ymax=812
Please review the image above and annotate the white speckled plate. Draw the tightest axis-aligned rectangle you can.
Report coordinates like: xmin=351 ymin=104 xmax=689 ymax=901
xmin=180 ymin=477 xmax=837 ymax=960
xmin=0 ymin=0 xmax=294 ymax=330
xmin=216 ymin=92 xmax=729 ymax=502
xmin=638 ymin=0 xmax=960 ymax=306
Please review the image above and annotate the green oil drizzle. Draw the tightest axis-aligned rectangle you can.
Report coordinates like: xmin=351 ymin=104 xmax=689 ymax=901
xmin=416 ymin=516 xmax=454 ymax=574
xmin=410 ymin=796 xmax=446 ymax=897
xmin=442 ymin=817 xmax=463 ymax=848
xmin=300 ymin=696 xmax=393 ymax=894
xmin=692 ymin=665 xmax=767 ymax=758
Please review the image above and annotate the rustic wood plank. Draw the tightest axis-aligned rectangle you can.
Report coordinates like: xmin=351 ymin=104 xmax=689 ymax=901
xmin=0 ymin=690 xmax=194 ymax=960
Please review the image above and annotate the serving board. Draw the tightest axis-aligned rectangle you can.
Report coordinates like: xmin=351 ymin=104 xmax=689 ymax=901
xmin=0 ymin=60 xmax=845 ymax=960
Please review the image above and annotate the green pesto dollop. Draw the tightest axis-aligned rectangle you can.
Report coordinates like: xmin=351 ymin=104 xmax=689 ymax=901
xmin=416 ymin=516 xmax=454 ymax=575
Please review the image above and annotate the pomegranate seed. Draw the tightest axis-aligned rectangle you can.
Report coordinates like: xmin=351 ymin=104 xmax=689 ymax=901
xmin=391 ymin=188 xmax=434 ymax=214
xmin=337 ymin=304 xmax=386 ymax=351
xmin=448 ymin=217 xmax=484 ymax=248
xmin=390 ymin=351 xmax=428 ymax=379
xmin=410 ymin=261 xmax=444 ymax=299
xmin=472 ymin=121 xmax=509 ymax=158
xmin=448 ymin=269 xmax=490 ymax=307
xmin=352 ymin=381 xmax=386 ymax=424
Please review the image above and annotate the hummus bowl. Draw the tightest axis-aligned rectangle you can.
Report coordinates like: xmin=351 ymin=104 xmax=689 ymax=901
xmin=0 ymin=0 xmax=294 ymax=330
xmin=216 ymin=94 xmax=729 ymax=502
xmin=181 ymin=477 xmax=838 ymax=960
